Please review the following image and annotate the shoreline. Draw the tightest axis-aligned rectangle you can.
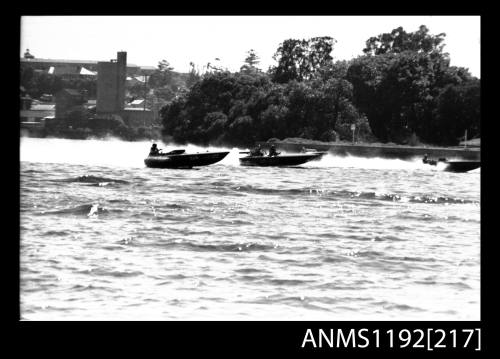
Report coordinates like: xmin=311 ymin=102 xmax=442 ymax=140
xmin=257 ymin=139 xmax=481 ymax=161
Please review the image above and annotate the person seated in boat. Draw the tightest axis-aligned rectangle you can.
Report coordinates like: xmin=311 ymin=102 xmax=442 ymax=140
xmin=268 ymin=145 xmax=280 ymax=157
xmin=250 ymin=145 xmax=264 ymax=157
xmin=149 ymin=143 xmax=160 ymax=156
xmin=422 ymin=154 xmax=437 ymax=165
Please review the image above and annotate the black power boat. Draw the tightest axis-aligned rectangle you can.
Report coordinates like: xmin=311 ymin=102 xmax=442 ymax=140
xmin=145 ymin=149 xmax=229 ymax=169
xmin=240 ymin=152 xmax=326 ymax=167
xmin=422 ymin=155 xmax=480 ymax=173
xmin=443 ymin=160 xmax=481 ymax=173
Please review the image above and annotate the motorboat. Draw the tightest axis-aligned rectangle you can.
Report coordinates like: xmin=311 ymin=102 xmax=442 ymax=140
xmin=144 ymin=149 xmax=229 ymax=169
xmin=422 ymin=155 xmax=480 ymax=173
xmin=443 ymin=160 xmax=481 ymax=172
xmin=239 ymin=152 xmax=326 ymax=167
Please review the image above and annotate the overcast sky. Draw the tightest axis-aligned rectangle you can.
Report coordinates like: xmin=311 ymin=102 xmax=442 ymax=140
xmin=20 ymin=16 xmax=481 ymax=77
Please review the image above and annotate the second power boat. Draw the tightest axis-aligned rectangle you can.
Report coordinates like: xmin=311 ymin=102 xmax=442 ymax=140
xmin=145 ymin=145 xmax=229 ymax=169
xmin=422 ymin=154 xmax=480 ymax=173
xmin=240 ymin=146 xmax=326 ymax=167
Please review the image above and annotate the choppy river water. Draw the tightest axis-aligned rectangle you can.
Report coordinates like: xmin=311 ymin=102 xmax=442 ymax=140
xmin=20 ymin=137 xmax=480 ymax=320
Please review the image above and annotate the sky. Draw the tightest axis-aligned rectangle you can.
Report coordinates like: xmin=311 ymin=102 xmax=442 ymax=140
xmin=20 ymin=16 xmax=481 ymax=77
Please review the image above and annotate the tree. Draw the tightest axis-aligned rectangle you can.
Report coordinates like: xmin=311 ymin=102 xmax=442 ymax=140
xmin=228 ymin=115 xmax=255 ymax=145
xmin=203 ymin=111 xmax=229 ymax=142
xmin=240 ymin=49 xmax=261 ymax=74
xmin=270 ymin=37 xmax=336 ymax=83
xmin=153 ymin=87 xmax=176 ymax=102
xmin=432 ymin=79 xmax=480 ymax=145
xmin=186 ymin=62 xmax=202 ymax=88
xmin=158 ymin=59 xmax=173 ymax=72
xmin=363 ymin=25 xmax=447 ymax=56
xmin=347 ymin=45 xmax=478 ymax=145
xmin=149 ymin=59 xmax=174 ymax=88
xmin=346 ymin=54 xmax=396 ymax=142
xmin=161 ymin=71 xmax=272 ymax=145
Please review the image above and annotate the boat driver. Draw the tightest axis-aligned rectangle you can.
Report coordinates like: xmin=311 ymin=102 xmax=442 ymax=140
xmin=268 ymin=145 xmax=279 ymax=157
xmin=250 ymin=145 xmax=264 ymax=157
xmin=150 ymin=143 xmax=160 ymax=156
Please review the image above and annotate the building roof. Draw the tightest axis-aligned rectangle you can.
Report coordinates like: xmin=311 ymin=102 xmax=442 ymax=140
xmin=22 ymin=57 xmax=99 ymax=65
xmin=30 ymin=104 xmax=55 ymax=111
xmin=21 ymin=57 xmax=142 ymax=69
xmin=80 ymin=67 xmax=97 ymax=75
xmin=129 ymin=99 xmax=145 ymax=105
xmin=49 ymin=66 xmax=78 ymax=75
xmin=124 ymin=107 xmax=151 ymax=111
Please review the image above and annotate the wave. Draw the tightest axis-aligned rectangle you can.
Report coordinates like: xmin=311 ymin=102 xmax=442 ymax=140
xmin=149 ymin=240 xmax=276 ymax=252
xmin=58 ymin=175 xmax=129 ymax=185
xmin=38 ymin=203 xmax=107 ymax=217
xmin=230 ymin=185 xmax=477 ymax=204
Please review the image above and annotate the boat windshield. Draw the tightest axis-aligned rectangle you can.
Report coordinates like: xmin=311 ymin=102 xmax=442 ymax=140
xmin=165 ymin=150 xmax=186 ymax=155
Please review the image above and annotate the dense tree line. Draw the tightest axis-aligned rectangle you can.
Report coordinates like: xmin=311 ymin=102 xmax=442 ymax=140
xmin=161 ymin=26 xmax=480 ymax=147
xmin=346 ymin=25 xmax=480 ymax=145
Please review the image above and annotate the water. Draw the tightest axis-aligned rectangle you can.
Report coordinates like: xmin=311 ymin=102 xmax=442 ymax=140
xmin=20 ymin=138 xmax=480 ymax=320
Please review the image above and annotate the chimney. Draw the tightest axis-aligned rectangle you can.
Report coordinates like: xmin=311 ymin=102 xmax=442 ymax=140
xmin=117 ymin=51 xmax=127 ymax=67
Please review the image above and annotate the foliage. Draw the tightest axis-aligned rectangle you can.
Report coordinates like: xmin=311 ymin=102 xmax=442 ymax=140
xmin=186 ymin=62 xmax=202 ymax=88
xmin=20 ymin=64 xmax=97 ymax=99
xmin=347 ymin=33 xmax=480 ymax=146
xmin=432 ymin=79 xmax=480 ymax=145
xmin=269 ymin=37 xmax=336 ymax=83
xmin=160 ymin=66 xmax=361 ymax=147
xmin=240 ymin=49 xmax=261 ymax=74
xmin=20 ymin=66 xmax=63 ymax=98
xmin=363 ymin=25 xmax=447 ymax=56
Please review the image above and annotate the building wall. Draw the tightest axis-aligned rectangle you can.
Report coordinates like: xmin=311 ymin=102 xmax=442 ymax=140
xmin=96 ymin=52 xmax=127 ymax=114
xmin=97 ymin=62 xmax=119 ymax=113
xmin=117 ymin=52 xmax=127 ymax=114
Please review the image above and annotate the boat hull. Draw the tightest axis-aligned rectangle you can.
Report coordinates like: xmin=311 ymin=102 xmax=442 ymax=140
xmin=144 ymin=151 xmax=229 ymax=169
xmin=444 ymin=160 xmax=480 ymax=173
xmin=239 ymin=153 xmax=325 ymax=167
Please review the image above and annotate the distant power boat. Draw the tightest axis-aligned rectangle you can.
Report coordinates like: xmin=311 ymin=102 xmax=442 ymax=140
xmin=239 ymin=152 xmax=326 ymax=167
xmin=145 ymin=149 xmax=229 ymax=169
xmin=442 ymin=160 xmax=481 ymax=173
xmin=422 ymin=155 xmax=480 ymax=173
